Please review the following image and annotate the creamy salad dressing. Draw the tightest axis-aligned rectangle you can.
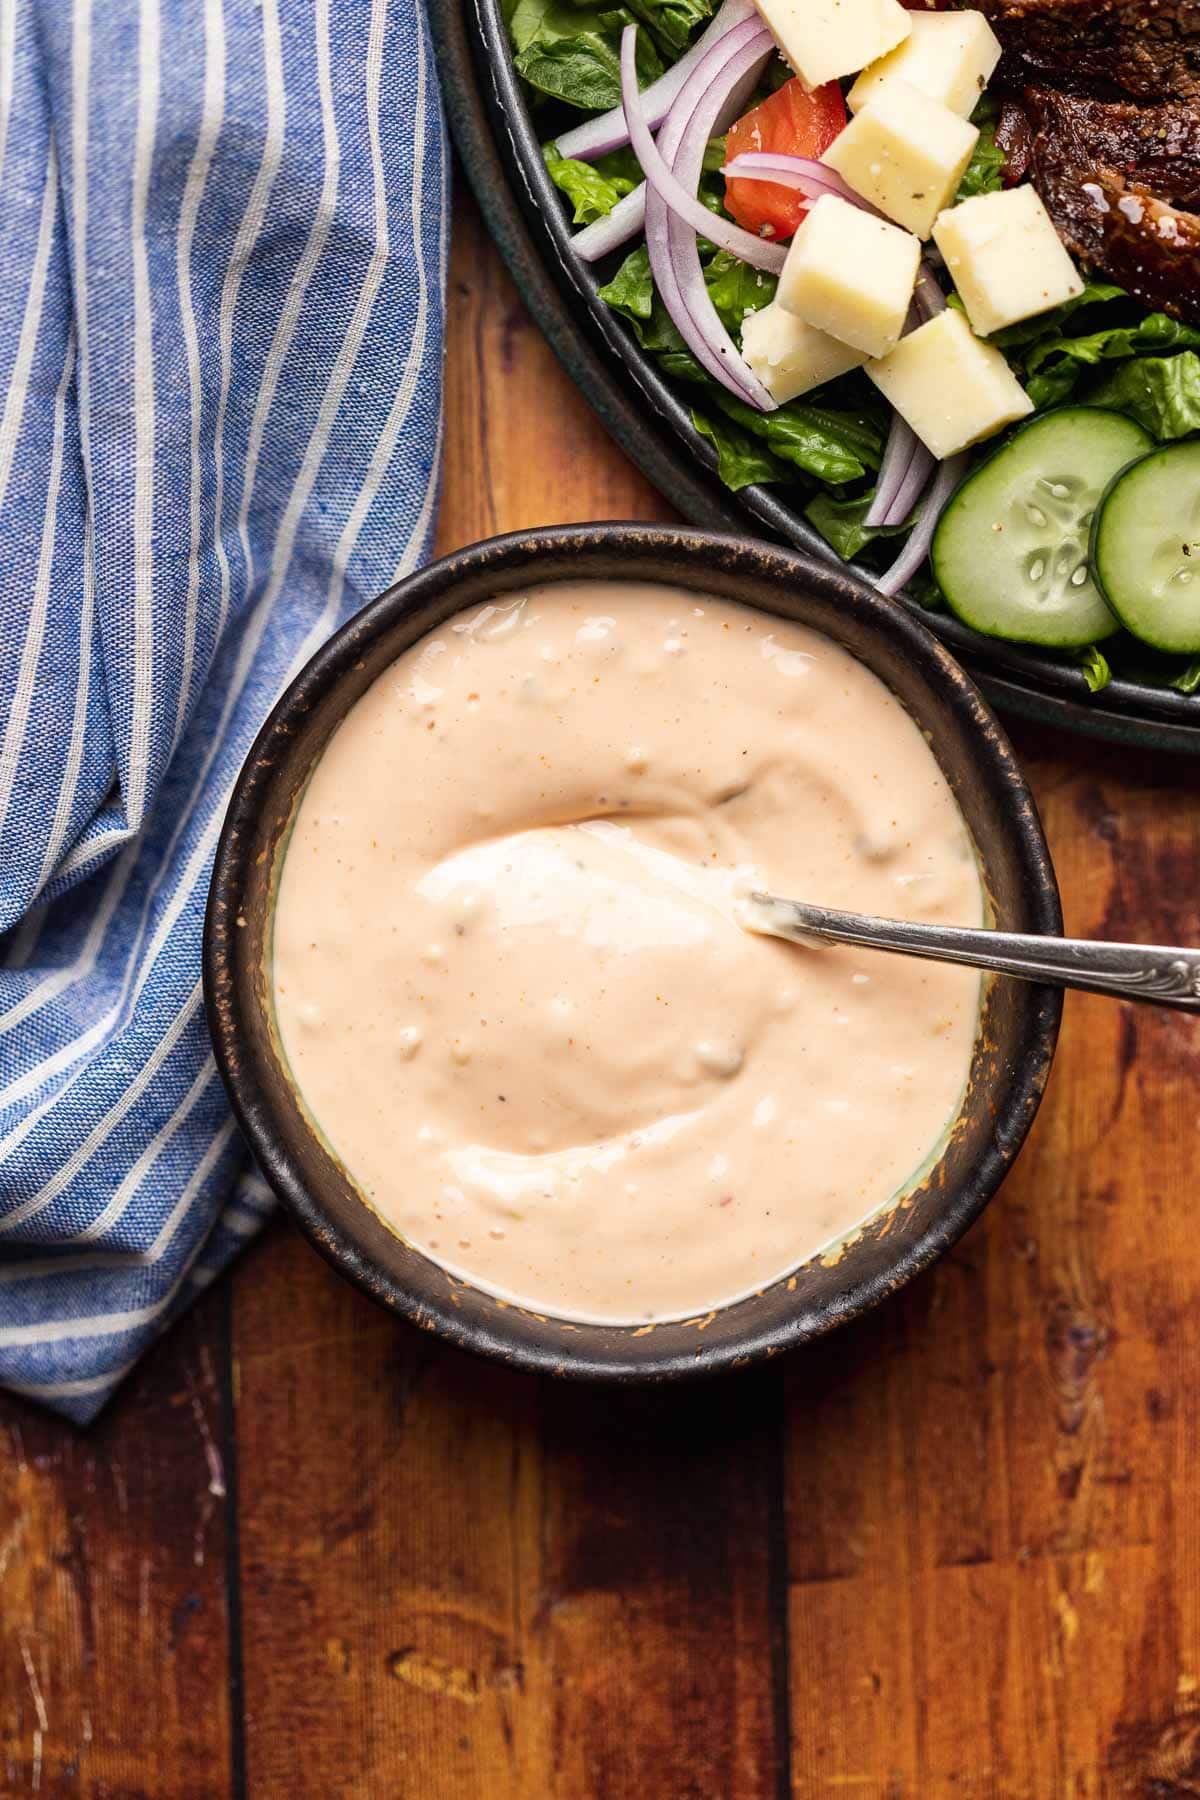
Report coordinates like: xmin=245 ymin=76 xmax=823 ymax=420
xmin=272 ymin=582 xmax=984 ymax=1322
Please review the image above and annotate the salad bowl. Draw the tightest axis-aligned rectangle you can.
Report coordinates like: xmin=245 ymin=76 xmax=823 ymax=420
xmin=427 ymin=0 xmax=1200 ymax=752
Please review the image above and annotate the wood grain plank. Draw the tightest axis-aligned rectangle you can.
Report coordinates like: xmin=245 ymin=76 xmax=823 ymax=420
xmin=229 ymin=199 xmax=782 ymax=1800
xmin=437 ymin=192 xmax=676 ymax=545
xmin=0 ymin=1293 xmax=234 ymax=1799
xmin=783 ymin=728 xmax=1200 ymax=1799
xmin=525 ymin=1376 xmax=784 ymax=1799
xmin=232 ymin=1229 xmax=783 ymax=1798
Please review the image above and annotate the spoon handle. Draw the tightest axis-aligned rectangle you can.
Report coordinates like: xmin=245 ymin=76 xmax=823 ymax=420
xmin=751 ymin=896 xmax=1200 ymax=1012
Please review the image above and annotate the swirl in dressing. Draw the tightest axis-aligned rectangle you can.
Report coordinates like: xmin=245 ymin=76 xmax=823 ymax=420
xmin=272 ymin=583 xmax=984 ymax=1322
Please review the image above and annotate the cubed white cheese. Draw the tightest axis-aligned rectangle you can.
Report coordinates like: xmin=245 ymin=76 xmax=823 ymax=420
xmin=777 ymin=194 xmax=920 ymax=360
xmin=751 ymin=0 xmax=910 ymax=90
xmin=932 ymin=185 xmax=1085 ymax=336
xmin=741 ymin=301 xmax=869 ymax=402
xmin=865 ymin=308 xmax=1033 ymax=457
xmin=822 ymin=79 xmax=979 ymax=239
xmin=847 ymin=11 xmax=1001 ymax=119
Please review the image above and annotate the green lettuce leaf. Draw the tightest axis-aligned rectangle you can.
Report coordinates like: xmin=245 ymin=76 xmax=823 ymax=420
xmin=703 ymin=250 xmax=777 ymax=333
xmin=717 ymin=393 xmax=883 ymax=484
xmin=593 ymin=144 xmax=645 ymax=186
xmin=512 ymin=0 xmax=662 ymax=111
xmin=1075 ymin=644 xmax=1112 ymax=693
xmin=1085 ymin=352 xmax=1200 ymax=441
xmin=625 ymin=0 xmax=713 ymax=56
xmin=970 ymin=282 xmax=1200 ymax=413
xmin=596 ymin=244 xmax=654 ymax=319
xmin=599 ymin=255 xmax=710 ymax=380
xmin=693 ymin=396 xmax=886 ymax=493
xmin=980 ymin=280 xmax=1127 ymax=352
xmin=543 ymin=144 xmax=637 ymax=224
xmin=1026 ymin=308 xmax=1200 ymax=374
xmin=1025 ymin=364 xmax=1081 ymax=411
xmin=955 ymin=98 xmax=1005 ymax=202
xmin=905 ymin=570 xmax=946 ymax=611
xmin=1173 ymin=659 xmax=1200 ymax=694
xmin=597 ymin=245 xmax=760 ymax=371
xmin=1021 ymin=308 xmax=1200 ymax=410
xmin=511 ymin=0 xmax=586 ymax=51
xmin=692 ymin=410 xmax=783 ymax=489
xmin=804 ymin=489 xmax=916 ymax=561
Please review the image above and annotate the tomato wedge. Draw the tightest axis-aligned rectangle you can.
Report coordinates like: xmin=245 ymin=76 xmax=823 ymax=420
xmin=723 ymin=79 xmax=847 ymax=243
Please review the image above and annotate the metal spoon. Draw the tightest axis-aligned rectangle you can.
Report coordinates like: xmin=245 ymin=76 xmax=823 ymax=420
xmin=743 ymin=893 xmax=1200 ymax=1012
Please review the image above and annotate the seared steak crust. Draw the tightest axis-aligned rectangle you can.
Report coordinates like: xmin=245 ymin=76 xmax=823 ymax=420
xmin=1029 ymin=155 xmax=1200 ymax=319
xmin=1014 ymin=87 xmax=1200 ymax=319
xmin=980 ymin=0 xmax=1200 ymax=102
xmin=1023 ymin=86 xmax=1200 ymax=207
xmin=981 ymin=1 xmax=1200 ymax=322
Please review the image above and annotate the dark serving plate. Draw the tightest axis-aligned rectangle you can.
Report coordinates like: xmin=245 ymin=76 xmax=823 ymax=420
xmin=427 ymin=0 xmax=1200 ymax=754
xmin=206 ymin=524 xmax=1061 ymax=1380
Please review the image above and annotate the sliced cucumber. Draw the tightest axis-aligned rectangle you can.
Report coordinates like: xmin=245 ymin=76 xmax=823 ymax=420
xmin=1091 ymin=442 xmax=1200 ymax=654
xmin=932 ymin=408 xmax=1153 ymax=649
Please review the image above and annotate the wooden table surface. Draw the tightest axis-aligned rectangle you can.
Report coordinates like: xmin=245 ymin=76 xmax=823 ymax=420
xmin=3 ymin=190 xmax=1199 ymax=1800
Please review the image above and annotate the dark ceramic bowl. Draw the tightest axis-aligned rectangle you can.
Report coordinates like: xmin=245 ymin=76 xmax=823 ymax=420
xmin=204 ymin=525 xmax=1063 ymax=1380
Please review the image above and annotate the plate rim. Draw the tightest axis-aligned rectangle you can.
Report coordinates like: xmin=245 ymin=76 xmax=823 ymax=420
xmin=428 ymin=0 xmax=1200 ymax=754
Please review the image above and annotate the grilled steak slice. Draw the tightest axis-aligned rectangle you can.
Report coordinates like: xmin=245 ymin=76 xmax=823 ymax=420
xmin=979 ymin=0 xmax=1200 ymax=102
xmin=980 ymin=2 xmax=1200 ymax=319
xmin=996 ymin=99 xmax=1035 ymax=183
xmin=1043 ymin=166 xmax=1200 ymax=321
xmin=1020 ymin=93 xmax=1200 ymax=320
xmin=1021 ymin=86 xmax=1200 ymax=207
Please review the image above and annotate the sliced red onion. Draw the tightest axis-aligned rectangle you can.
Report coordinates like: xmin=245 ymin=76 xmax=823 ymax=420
xmin=865 ymin=412 xmax=920 ymax=528
xmin=641 ymin=26 xmax=776 ymax=406
xmin=914 ymin=261 xmax=947 ymax=321
xmin=720 ymin=152 xmax=871 ymax=212
xmin=665 ymin=33 xmax=777 ymax=404
xmin=643 ymin=69 xmax=749 ymax=397
xmin=876 ymin=453 xmax=968 ymax=597
xmin=646 ymin=189 xmax=744 ymax=396
xmin=621 ymin=25 xmax=785 ymax=274
xmin=662 ymin=13 xmax=772 ymax=159
xmin=885 ymin=437 xmax=935 ymax=526
xmin=712 ymin=54 xmax=765 ymax=130
xmin=866 ymin=286 xmax=940 ymax=527
xmin=574 ymin=12 xmax=767 ymax=262
xmin=554 ymin=0 xmax=758 ymax=162
xmin=573 ymin=181 xmax=647 ymax=262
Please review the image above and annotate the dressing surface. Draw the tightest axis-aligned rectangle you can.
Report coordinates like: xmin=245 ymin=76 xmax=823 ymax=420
xmin=272 ymin=582 xmax=984 ymax=1321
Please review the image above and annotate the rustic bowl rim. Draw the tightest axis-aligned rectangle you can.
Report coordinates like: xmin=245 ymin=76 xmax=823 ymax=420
xmin=203 ymin=523 xmax=1063 ymax=1380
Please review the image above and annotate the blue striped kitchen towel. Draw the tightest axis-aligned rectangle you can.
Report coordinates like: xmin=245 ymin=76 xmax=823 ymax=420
xmin=0 ymin=0 xmax=448 ymax=1421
